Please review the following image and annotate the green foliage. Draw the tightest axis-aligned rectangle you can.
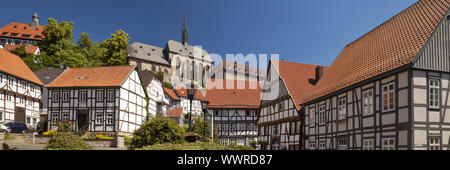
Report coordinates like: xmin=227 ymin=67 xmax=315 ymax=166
xmin=187 ymin=115 xmax=218 ymax=141
xmin=163 ymin=81 xmax=173 ymax=89
xmin=9 ymin=45 xmax=42 ymax=71
xmin=101 ymin=29 xmax=129 ymax=66
xmin=140 ymin=142 xmax=255 ymax=150
xmin=129 ymin=117 xmax=185 ymax=149
xmin=57 ymin=122 xmax=72 ymax=132
xmin=249 ymin=139 xmax=258 ymax=149
xmin=124 ymin=136 xmax=132 ymax=149
xmin=77 ymin=32 xmax=104 ymax=67
xmin=46 ymin=132 xmax=92 ymax=150
xmin=156 ymin=71 xmax=164 ymax=81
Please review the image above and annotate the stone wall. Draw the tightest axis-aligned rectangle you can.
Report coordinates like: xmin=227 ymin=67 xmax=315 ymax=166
xmin=25 ymin=132 xmax=125 ymax=149
xmin=85 ymin=139 xmax=116 ymax=147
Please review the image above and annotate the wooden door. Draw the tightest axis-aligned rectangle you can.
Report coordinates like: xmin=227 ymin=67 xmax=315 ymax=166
xmin=14 ymin=107 xmax=26 ymax=123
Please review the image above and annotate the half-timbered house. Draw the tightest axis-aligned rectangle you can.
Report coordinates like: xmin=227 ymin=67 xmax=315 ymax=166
xmin=206 ymin=79 xmax=261 ymax=146
xmin=175 ymin=87 xmax=204 ymax=116
xmin=302 ymin=0 xmax=450 ymax=150
xmin=46 ymin=65 xmax=147 ymax=135
xmin=34 ymin=67 xmax=66 ymax=122
xmin=0 ymin=50 xmax=43 ymax=128
xmin=139 ymin=70 xmax=169 ymax=117
xmin=257 ymin=60 xmax=327 ymax=150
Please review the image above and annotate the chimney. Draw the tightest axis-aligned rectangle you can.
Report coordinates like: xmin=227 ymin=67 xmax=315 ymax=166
xmin=315 ymin=66 xmax=325 ymax=83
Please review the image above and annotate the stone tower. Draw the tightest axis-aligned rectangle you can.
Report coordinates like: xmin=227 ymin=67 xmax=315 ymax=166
xmin=31 ymin=9 xmax=39 ymax=28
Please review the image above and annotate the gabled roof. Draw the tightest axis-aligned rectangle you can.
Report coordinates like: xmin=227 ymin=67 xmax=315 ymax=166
xmin=164 ymin=87 xmax=180 ymax=101
xmin=217 ymin=60 xmax=266 ymax=76
xmin=34 ymin=67 xmax=66 ymax=85
xmin=271 ymin=60 xmax=328 ymax=110
xmin=176 ymin=87 xmax=204 ymax=100
xmin=0 ymin=49 xmax=43 ymax=85
xmin=167 ymin=108 xmax=183 ymax=118
xmin=46 ymin=65 xmax=136 ymax=88
xmin=0 ymin=22 xmax=44 ymax=41
xmin=2 ymin=44 xmax=39 ymax=54
xmin=206 ymin=79 xmax=261 ymax=109
xmin=166 ymin=40 xmax=212 ymax=62
xmin=303 ymin=0 xmax=450 ymax=103
xmin=138 ymin=70 xmax=157 ymax=87
xmin=127 ymin=42 xmax=169 ymax=66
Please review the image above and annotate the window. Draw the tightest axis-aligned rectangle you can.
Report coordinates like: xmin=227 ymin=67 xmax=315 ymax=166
xmin=95 ymin=112 xmax=103 ymax=125
xmin=429 ymin=79 xmax=440 ymax=109
xmin=0 ymin=111 xmax=2 ymax=121
xmin=309 ymin=107 xmax=315 ymax=126
xmin=8 ymin=77 xmax=13 ymax=85
xmin=382 ymin=138 xmax=395 ymax=150
xmin=107 ymin=91 xmax=115 ymax=102
xmin=19 ymin=96 xmax=24 ymax=104
xmin=21 ymin=81 xmax=26 ymax=89
xmin=278 ymin=103 xmax=283 ymax=112
xmin=319 ymin=142 xmax=326 ymax=150
xmin=215 ymin=110 xmax=219 ymax=116
xmin=363 ymin=139 xmax=374 ymax=150
xmin=52 ymin=92 xmax=59 ymax=103
xmin=6 ymin=93 xmax=13 ymax=102
xmin=382 ymin=83 xmax=395 ymax=112
xmin=338 ymin=98 xmax=347 ymax=120
xmin=290 ymin=122 xmax=296 ymax=134
xmin=62 ymin=92 xmax=69 ymax=102
xmin=319 ymin=105 xmax=325 ymax=125
xmin=106 ymin=113 xmax=114 ymax=125
xmin=222 ymin=124 xmax=228 ymax=131
xmin=230 ymin=124 xmax=236 ymax=131
xmin=338 ymin=137 xmax=348 ymax=150
xmin=51 ymin=113 xmax=59 ymax=124
xmin=62 ymin=113 xmax=69 ymax=122
xmin=79 ymin=91 xmax=87 ymax=102
xmin=310 ymin=142 xmax=316 ymax=150
xmin=429 ymin=137 xmax=441 ymax=150
xmin=363 ymin=89 xmax=374 ymax=115
xmin=96 ymin=90 xmax=104 ymax=101
xmin=33 ymin=118 xmax=37 ymax=125
xmin=26 ymin=117 xmax=31 ymax=124
xmin=27 ymin=99 xmax=33 ymax=106
xmin=30 ymin=84 xmax=35 ymax=92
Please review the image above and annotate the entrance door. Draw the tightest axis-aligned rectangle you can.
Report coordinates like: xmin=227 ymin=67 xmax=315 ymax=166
xmin=14 ymin=107 xmax=26 ymax=123
xmin=77 ymin=110 xmax=89 ymax=131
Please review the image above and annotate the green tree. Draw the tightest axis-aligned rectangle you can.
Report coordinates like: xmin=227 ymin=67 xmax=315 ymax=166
xmin=156 ymin=70 xmax=164 ymax=81
xmin=9 ymin=45 xmax=43 ymax=71
xmin=188 ymin=115 xmax=218 ymax=141
xmin=78 ymin=32 xmax=104 ymax=66
xmin=101 ymin=29 xmax=129 ymax=66
xmin=130 ymin=117 xmax=185 ymax=149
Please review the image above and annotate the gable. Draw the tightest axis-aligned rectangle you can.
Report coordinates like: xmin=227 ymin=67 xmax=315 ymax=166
xmin=261 ymin=62 xmax=289 ymax=106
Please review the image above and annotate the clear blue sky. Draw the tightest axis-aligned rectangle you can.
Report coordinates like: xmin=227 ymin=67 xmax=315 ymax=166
xmin=0 ymin=0 xmax=417 ymax=68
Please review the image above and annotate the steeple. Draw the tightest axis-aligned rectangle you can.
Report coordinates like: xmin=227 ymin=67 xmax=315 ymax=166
xmin=31 ymin=9 xmax=39 ymax=28
xmin=182 ymin=16 xmax=188 ymax=46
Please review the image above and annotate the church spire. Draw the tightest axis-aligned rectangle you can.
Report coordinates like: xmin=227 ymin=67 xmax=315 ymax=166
xmin=182 ymin=16 xmax=188 ymax=46
xmin=31 ymin=8 xmax=39 ymax=28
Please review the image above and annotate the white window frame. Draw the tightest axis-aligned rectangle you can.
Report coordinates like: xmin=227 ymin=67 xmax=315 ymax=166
xmin=382 ymin=83 xmax=395 ymax=112
xmin=382 ymin=138 xmax=395 ymax=150
xmin=429 ymin=79 xmax=440 ymax=109
xmin=27 ymin=99 xmax=33 ymax=106
xmin=19 ymin=96 xmax=24 ymax=104
xmin=309 ymin=142 xmax=316 ymax=150
xmin=96 ymin=90 xmax=104 ymax=101
xmin=62 ymin=91 xmax=69 ymax=102
xmin=309 ymin=107 xmax=316 ymax=126
xmin=338 ymin=98 xmax=347 ymax=120
xmin=79 ymin=91 xmax=87 ymax=102
xmin=8 ymin=77 xmax=13 ymax=86
xmin=107 ymin=91 xmax=115 ymax=102
xmin=363 ymin=89 xmax=374 ymax=116
xmin=6 ymin=93 xmax=13 ymax=102
xmin=95 ymin=112 xmax=103 ymax=125
xmin=429 ymin=136 xmax=441 ymax=150
xmin=51 ymin=113 xmax=59 ymax=124
xmin=319 ymin=142 xmax=326 ymax=150
xmin=62 ymin=113 xmax=69 ymax=122
xmin=319 ymin=105 xmax=326 ymax=125
xmin=338 ymin=137 xmax=348 ymax=150
xmin=106 ymin=113 xmax=114 ymax=125
xmin=52 ymin=92 xmax=59 ymax=103
xmin=363 ymin=139 xmax=374 ymax=150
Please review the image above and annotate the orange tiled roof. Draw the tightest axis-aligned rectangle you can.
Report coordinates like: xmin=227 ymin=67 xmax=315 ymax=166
xmin=46 ymin=65 xmax=136 ymax=88
xmin=164 ymin=87 xmax=180 ymax=101
xmin=2 ymin=44 xmax=39 ymax=54
xmin=272 ymin=60 xmax=328 ymax=110
xmin=0 ymin=22 xmax=44 ymax=41
xmin=167 ymin=108 xmax=183 ymax=118
xmin=176 ymin=87 xmax=204 ymax=100
xmin=0 ymin=49 xmax=43 ymax=85
xmin=206 ymin=79 xmax=261 ymax=109
xmin=303 ymin=0 xmax=450 ymax=103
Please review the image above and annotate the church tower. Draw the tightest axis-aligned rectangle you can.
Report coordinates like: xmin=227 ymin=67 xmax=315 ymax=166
xmin=182 ymin=16 xmax=188 ymax=46
xmin=31 ymin=9 xmax=39 ymax=28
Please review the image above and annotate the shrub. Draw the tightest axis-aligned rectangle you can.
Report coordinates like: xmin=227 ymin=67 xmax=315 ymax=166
xmin=57 ymin=122 xmax=73 ymax=132
xmin=129 ymin=117 xmax=185 ymax=149
xmin=249 ymin=139 xmax=258 ymax=149
xmin=187 ymin=115 xmax=218 ymax=142
xmin=46 ymin=133 xmax=92 ymax=150
xmin=42 ymin=130 xmax=57 ymax=136
xmin=163 ymin=82 xmax=173 ymax=89
xmin=140 ymin=142 xmax=255 ymax=150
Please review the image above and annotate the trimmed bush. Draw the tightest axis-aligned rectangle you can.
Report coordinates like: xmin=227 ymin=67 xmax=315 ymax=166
xmin=129 ymin=117 xmax=185 ymax=149
xmin=46 ymin=133 xmax=92 ymax=150
xmin=140 ymin=142 xmax=255 ymax=150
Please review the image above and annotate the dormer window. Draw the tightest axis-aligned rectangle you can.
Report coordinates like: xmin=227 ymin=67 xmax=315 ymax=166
xmin=1 ymin=32 xmax=8 ymax=35
xmin=35 ymin=35 xmax=42 ymax=39
xmin=10 ymin=33 xmax=18 ymax=37
xmin=22 ymin=34 xmax=31 ymax=38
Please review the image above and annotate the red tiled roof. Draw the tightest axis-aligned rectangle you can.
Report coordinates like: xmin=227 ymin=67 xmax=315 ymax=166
xmin=164 ymin=87 xmax=180 ymax=101
xmin=0 ymin=22 xmax=44 ymax=41
xmin=46 ymin=66 xmax=136 ymax=88
xmin=272 ymin=60 xmax=328 ymax=110
xmin=167 ymin=108 xmax=183 ymax=118
xmin=0 ymin=49 xmax=43 ymax=85
xmin=206 ymin=79 xmax=261 ymax=109
xmin=2 ymin=44 xmax=39 ymax=54
xmin=303 ymin=0 xmax=450 ymax=103
xmin=176 ymin=87 xmax=204 ymax=100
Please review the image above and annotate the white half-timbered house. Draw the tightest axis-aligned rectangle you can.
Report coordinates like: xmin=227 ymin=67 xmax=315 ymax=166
xmin=302 ymin=0 xmax=450 ymax=150
xmin=0 ymin=50 xmax=43 ymax=128
xmin=257 ymin=60 xmax=327 ymax=150
xmin=46 ymin=65 xmax=147 ymax=135
xmin=175 ymin=87 xmax=204 ymax=116
xmin=206 ymin=79 xmax=261 ymax=146
xmin=139 ymin=70 xmax=169 ymax=117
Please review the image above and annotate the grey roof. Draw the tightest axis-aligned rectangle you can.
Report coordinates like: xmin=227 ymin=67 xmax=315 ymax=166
xmin=137 ymin=70 xmax=157 ymax=87
xmin=166 ymin=40 xmax=212 ymax=62
xmin=33 ymin=67 xmax=66 ymax=85
xmin=127 ymin=42 xmax=170 ymax=66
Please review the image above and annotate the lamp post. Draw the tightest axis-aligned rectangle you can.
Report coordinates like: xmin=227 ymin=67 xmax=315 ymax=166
xmin=186 ymin=83 xmax=197 ymax=133
xmin=201 ymin=100 xmax=210 ymax=138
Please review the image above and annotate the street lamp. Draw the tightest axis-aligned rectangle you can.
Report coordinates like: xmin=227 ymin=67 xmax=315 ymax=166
xmin=186 ymin=83 xmax=197 ymax=133
xmin=201 ymin=100 xmax=210 ymax=138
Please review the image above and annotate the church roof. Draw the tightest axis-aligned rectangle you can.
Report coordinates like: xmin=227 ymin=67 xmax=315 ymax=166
xmin=0 ymin=22 xmax=44 ymax=41
xmin=127 ymin=42 xmax=169 ymax=66
xmin=166 ymin=40 xmax=212 ymax=62
xmin=0 ymin=49 xmax=43 ymax=86
xmin=303 ymin=0 xmax=450 ymax=104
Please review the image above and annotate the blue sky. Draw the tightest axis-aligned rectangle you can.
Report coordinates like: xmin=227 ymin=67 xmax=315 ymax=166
xmin=0 ymin=0 xmax=417 ymax=68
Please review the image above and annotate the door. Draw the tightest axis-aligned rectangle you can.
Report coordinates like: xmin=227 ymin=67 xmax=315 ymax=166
xmin=77 ymin=110 xmax=89 ymax=131
xmin=14 ymin=107 xmax=26 ymax=123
